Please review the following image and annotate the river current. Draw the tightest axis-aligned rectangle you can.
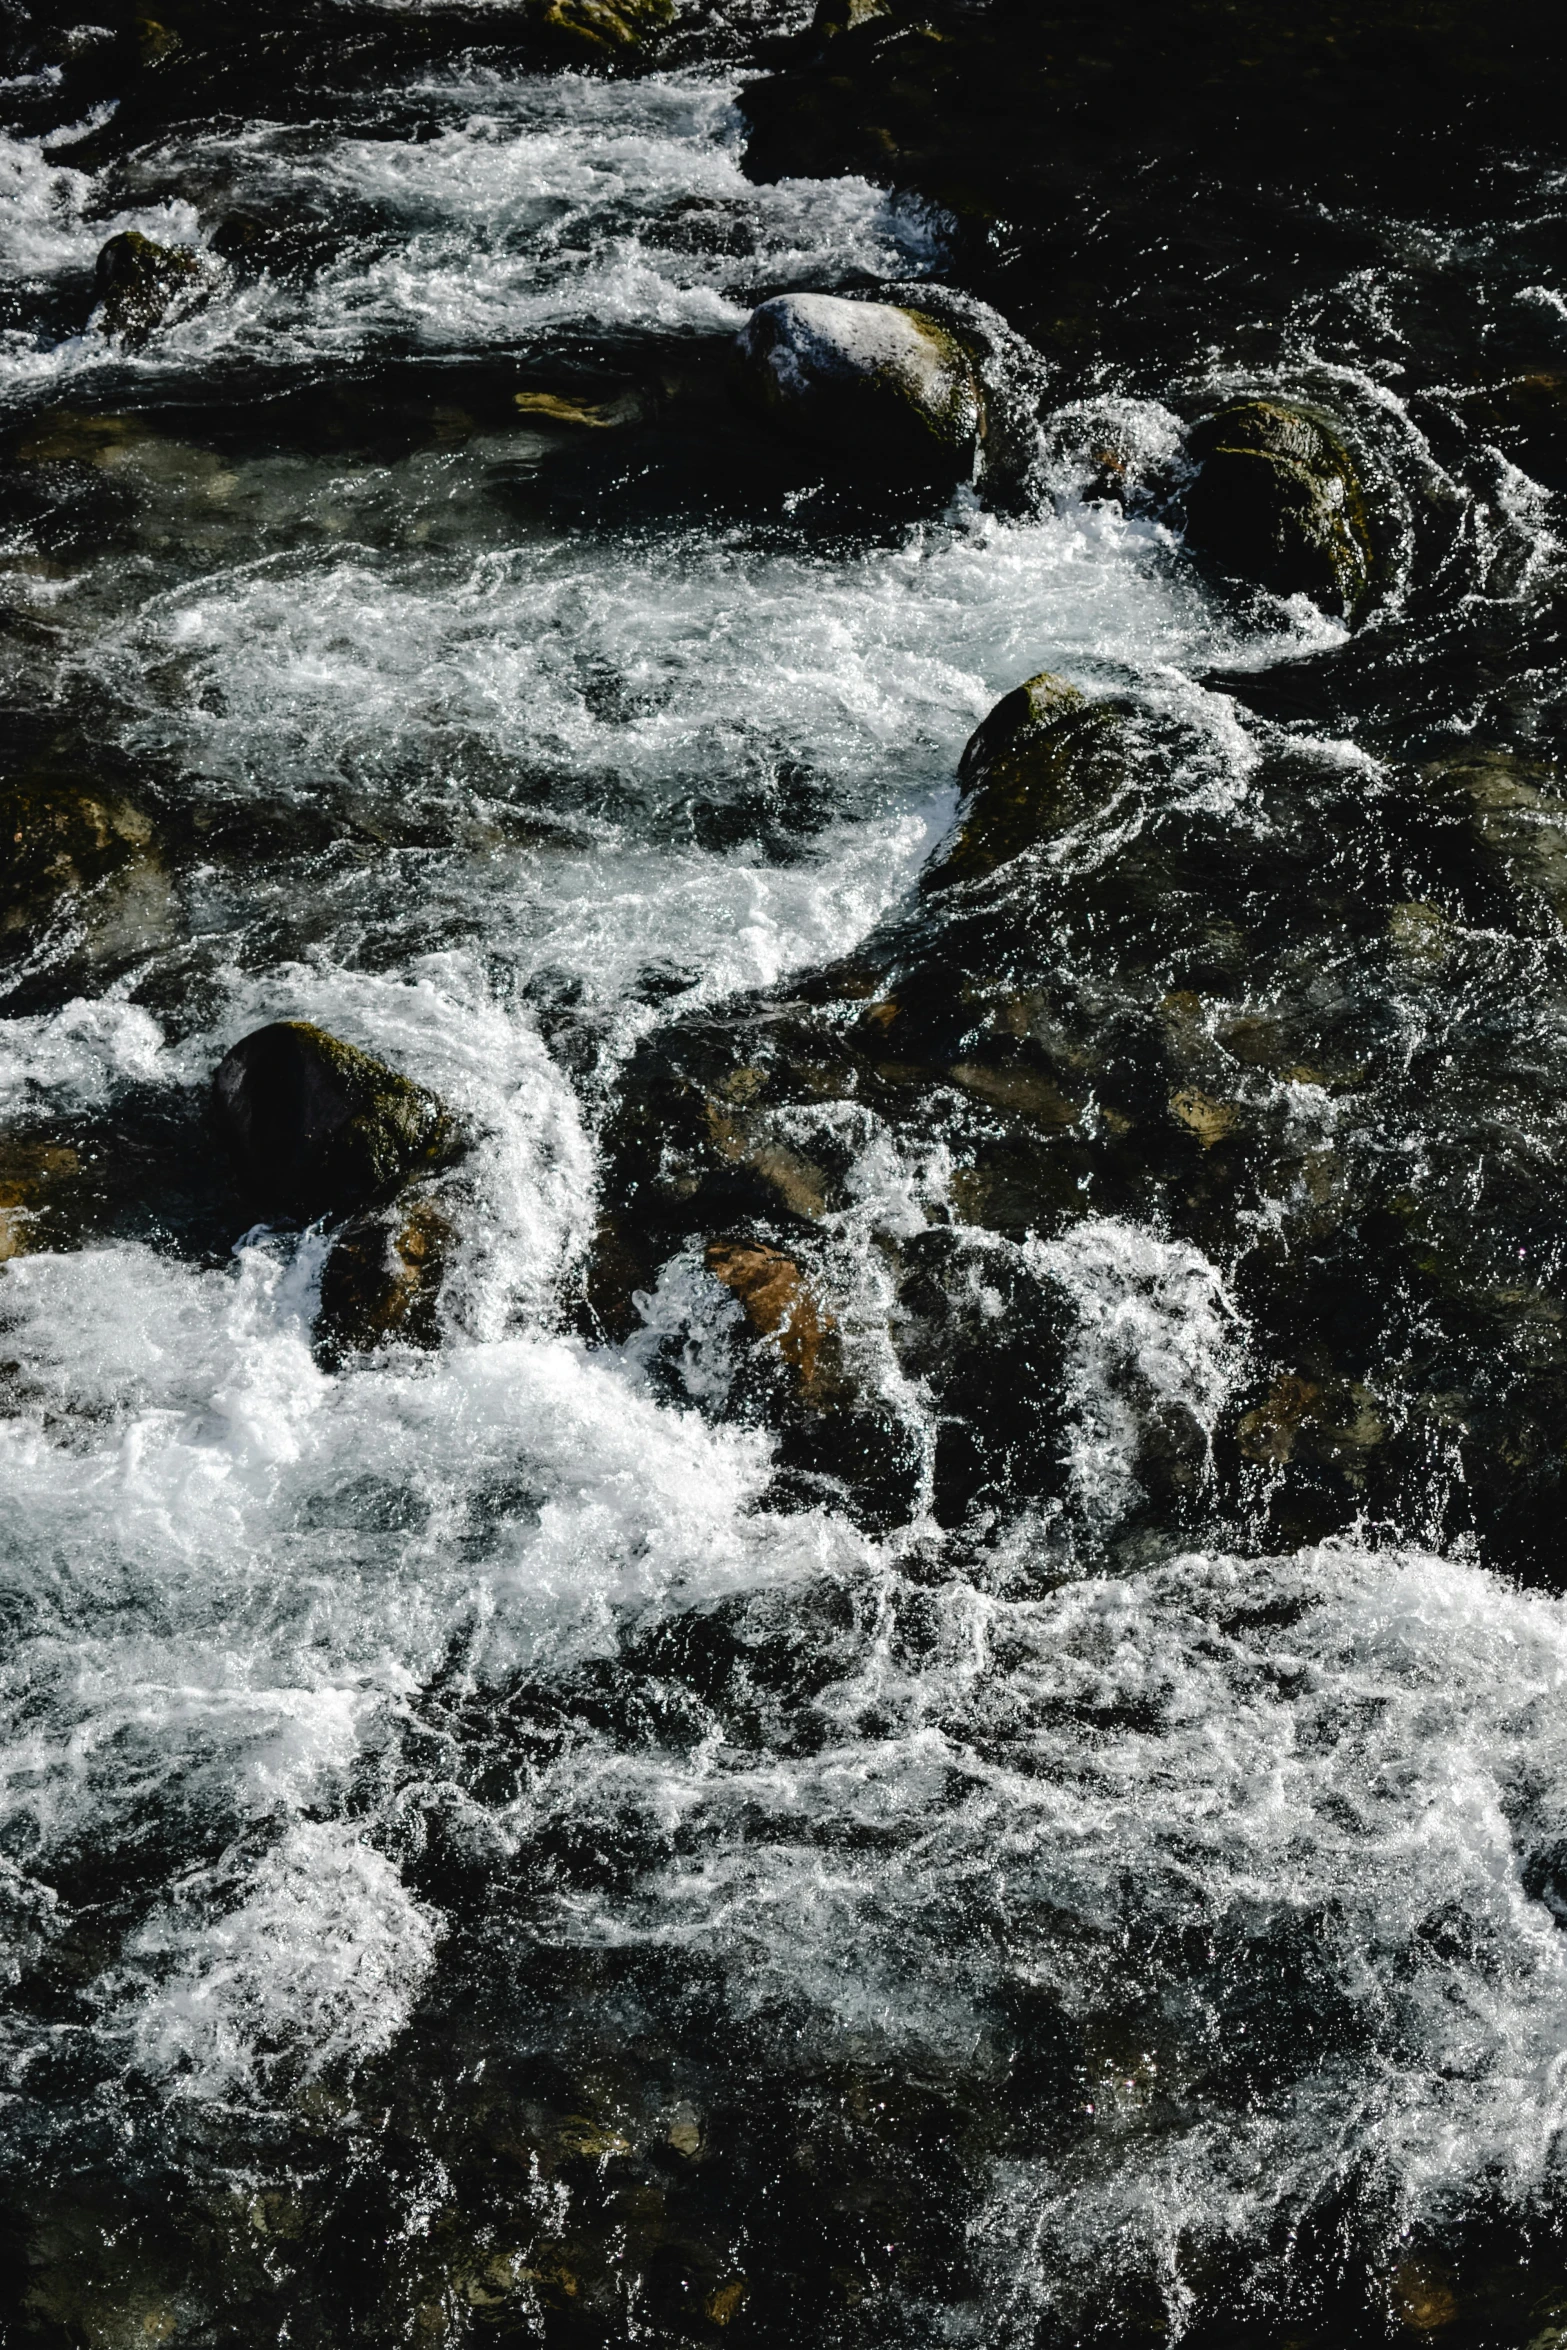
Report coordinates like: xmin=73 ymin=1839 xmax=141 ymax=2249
xmin=3 ymin=5 xmax=1567 ymax=2345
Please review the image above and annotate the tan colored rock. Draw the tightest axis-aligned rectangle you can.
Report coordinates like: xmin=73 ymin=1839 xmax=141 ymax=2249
xmin=0 ymin=1143 xmax=79 ymax=1262
xmin=705 ymin=1237 xmax=836 ymax=1402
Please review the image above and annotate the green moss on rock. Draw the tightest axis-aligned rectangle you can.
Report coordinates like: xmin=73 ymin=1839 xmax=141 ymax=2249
xmin=1184 ymin=398 xmax=1373 ymax=617
xmin=928 ymin=670 xmax=1125 ymax=886
xmin=212 ymin=1021 xmax=457 ymax=1223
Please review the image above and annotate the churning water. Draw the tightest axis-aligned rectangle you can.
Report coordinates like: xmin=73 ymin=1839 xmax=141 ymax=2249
xmin=3 ymin=7 xmax=1567 ymax=2344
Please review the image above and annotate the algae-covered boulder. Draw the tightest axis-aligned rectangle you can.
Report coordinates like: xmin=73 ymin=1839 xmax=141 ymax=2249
xmin=93 ymin=229 xmax=202 ymax=344
xmin=734 ymin=292 xmax=983 ymax=480
xmin=1183 ymin=399 xmax=1373 ymax=617
xmin=213 ymin=1021 xmax=456 ymax=1223
xmin=926 ymin=670 xmax=1124 ymax=887
xmin=316 ymin=1194 xmax=453 ymax=1361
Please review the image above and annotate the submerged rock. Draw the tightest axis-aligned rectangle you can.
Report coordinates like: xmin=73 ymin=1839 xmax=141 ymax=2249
xmin=734 ymin=292 xmax=983 ymax=480
xmin=316 ymin=1194 xmax=453 ymax=1362
xmin=212 ymin=1022 xmax=456 ymax=1224
xmin=532 ymin=0 xmax=673 ymax=51
xmin=705 ymin=1235 xmax=839 ymax=1405
xmin=93 ymin=229 xmax=202 ymax=344
xmin=0 ymin=1142 xmax=80 ymax=1262
xmin=1 ymin=771 xmax=160 ymax=948
xmin=1184 ymin=398 xmax=1373 ymax=616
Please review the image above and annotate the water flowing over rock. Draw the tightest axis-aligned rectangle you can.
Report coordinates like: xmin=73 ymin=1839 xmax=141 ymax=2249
xmin=5 ymin=0 xmax=1567 ymax=2341
xmin=92 ymin=229 xmax=202 ymax=344
xmin=316 ymin=1192 xmax=454 ymax=1360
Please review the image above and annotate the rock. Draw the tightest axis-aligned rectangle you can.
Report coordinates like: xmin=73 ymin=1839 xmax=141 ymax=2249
xmin=531 ymin=0 xmax=673 ymax=53
xmin=512 ymin=388 xmax=643 ymax=429
xmin=1424 ymin=750 xmax=1567 ymax=921
xmin=814 ymin=0 xmax=894 ymax=30
xmin=93 ymin=229 xmax=202 ymax=344
xmin=315 ymin=1194 xmax=453 ymax=1362
xmin=705 ymin=1236 xmax=838 ymax=1404
xmin=733 ymin=292 xmax=983 ymax=480
xmin=0 ymin=1143 xmax=80 ymax=1262
xmin=1 ymin=771 xmax=160 ymax=948
xmin=212 ymin=1022 xmax=456 ymax=1224
xmin=926 ymin=670 xmax=1123 ymax=886
xmin=1183 ymin=398 xmax=1373 ymax=616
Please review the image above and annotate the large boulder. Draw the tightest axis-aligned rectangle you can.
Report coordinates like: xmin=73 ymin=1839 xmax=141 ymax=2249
xmin=925 ymin=670 xmax=1126 ymax=887
xmin=1183 ymin=398 xmax=1373 ymax=617
xmin=212 ymin=1021 xmax=456 ymax=1224
xmin=734 ymin=292 xmax=983 ymax=481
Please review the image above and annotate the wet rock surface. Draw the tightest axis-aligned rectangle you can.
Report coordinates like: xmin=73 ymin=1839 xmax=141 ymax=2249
xmin=213 ymin=1022 xmax=457 ymax=1224
xmin=92 ymin=228 xmax=204 ymax=344
xmin=1184 ymin=398 xmax=1374 ymax=616
xmin=316 ymin=1192 xmax=454 ymax=1360
xmin=734 ymin=291 xmax=983 ymax=479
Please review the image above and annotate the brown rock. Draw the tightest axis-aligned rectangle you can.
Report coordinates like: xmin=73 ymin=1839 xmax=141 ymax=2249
xmin=315 ymin=1195 xmax=453 ymax=1361
xmin=0 ymin=1143 xmax=80 ymax=1262
xmin=705 ymin=1237 xmax=837 ymax=1403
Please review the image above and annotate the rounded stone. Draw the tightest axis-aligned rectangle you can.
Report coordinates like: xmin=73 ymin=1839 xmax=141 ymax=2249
xmin=733 ymin=291 xmax=983 ymax=476
xmin=212 ymin=1021 xmax=455 ymax=1223
xmin=1184 ymin=397 xmax=1373 ymax=616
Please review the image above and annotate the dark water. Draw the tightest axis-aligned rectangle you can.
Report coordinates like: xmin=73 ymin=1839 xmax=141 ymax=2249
xmin=3 ymin=3 xmax=1567 ymax=2344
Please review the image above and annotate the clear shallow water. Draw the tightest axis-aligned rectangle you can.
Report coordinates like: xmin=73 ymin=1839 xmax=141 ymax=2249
xmin=2 ymin=19 xmax=1567 ymax=2350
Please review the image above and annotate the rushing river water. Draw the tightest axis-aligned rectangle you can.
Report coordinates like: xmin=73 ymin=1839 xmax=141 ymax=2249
xmin=3 ymin=3 xmax=1567 ymax=2344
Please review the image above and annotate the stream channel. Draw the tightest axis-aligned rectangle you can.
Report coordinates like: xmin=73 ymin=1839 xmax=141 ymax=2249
xmin=3 ymin=2 xmax=1567 ymax=2343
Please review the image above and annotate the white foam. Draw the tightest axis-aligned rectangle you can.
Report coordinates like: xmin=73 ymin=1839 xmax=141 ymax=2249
xmin=119 ymin=1820 xmax=443 ymax=2099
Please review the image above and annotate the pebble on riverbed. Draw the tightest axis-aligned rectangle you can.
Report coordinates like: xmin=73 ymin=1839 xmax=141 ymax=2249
xmin=212 ymin=1021 xmax=457 ymax=1225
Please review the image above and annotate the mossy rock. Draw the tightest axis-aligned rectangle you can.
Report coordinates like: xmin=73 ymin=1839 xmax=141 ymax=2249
xmin=1183 ymin=398 xmax=1373 ymax=617
xmin=734 ymin=292 xmax=983 ymax=478
xmin=93 ymin=229 xmax=202 ymax=345
xmin=212 ymin=1021 xmax=457 ymax=1224
xmin=1 ymin=772 xmax=159 ymax=945
xmin=316 ymin=1194 xmax=453 ymax=1362
xmin=531 ymin=0 xmax=673 ymax=53
xmin=926 ymin=670 xmax=1125 ymax=887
